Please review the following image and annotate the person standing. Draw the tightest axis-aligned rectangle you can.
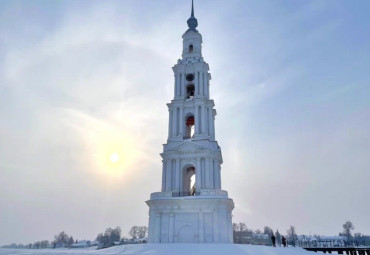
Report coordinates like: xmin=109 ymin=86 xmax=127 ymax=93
xmin=271 ymin=234 xmax=276 ymax=247
xmin=282 ymin=236 xmax=287 ymax=247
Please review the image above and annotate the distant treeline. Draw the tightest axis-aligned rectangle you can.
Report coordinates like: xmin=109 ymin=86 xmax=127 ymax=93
xmin=2 ymin=220 xmax=369 ymax=249
xmin=1 ymin=225 xmax=148 ymax=249
xmin=233 ymin=221 xmax=370 ymax=247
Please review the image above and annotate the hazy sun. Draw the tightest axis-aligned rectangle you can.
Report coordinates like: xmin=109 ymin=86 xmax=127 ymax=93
xmin=110 ymin=153 xmax=119 ymax=163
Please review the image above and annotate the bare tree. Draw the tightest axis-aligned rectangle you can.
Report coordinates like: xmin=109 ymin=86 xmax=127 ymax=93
xmin=96 ymin=226 xmax=121 ymax=246
xmin=233 ymin=223 xmax=239 ymax=232
xmin=238 ymin=222 xmax=247 ymax=232
xmin=138 ymin=226 xmax=148 ymax=239
xmin=33 ymin=241 xmax=40 ymax=249
xmin=263 ymin=226 xmax=273 ymax=237
xmin=40 ymin=240 xmax=49 ymax=248
xmin=129 ymin=226 xmax=140 ymax=240
xmin=287 ymin=226 xmax=297 ymax=247
xmin=54 ymin=231 xmax=70 ymax=247
xmin=342 ymin=221 xmax=355 ymax=243
xmin=67 ymin=236 xmax=74 ymax=247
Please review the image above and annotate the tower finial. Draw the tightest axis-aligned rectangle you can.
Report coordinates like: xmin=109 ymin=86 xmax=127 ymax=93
xmin=191 ymin=0 xmax=194 ymax=17
xmin=187 ymin=0 xmax=198 ymax=32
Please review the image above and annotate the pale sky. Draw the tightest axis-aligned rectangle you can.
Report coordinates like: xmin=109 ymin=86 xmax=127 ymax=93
xmin=1 ymin=0 xmax=369 ymax=245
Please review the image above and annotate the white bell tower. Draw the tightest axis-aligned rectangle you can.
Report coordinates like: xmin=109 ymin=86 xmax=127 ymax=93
xmin=146 ymin=0 xmax=234 ymax=243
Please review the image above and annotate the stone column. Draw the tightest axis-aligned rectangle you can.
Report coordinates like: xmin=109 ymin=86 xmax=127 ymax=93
xmin=213 ymin=210 xmax=219 ymax=243
xmin=177 ymin=107 xmax=180 ymax=136
xmin=194 ymin=72 xmax=199 ymax=96
xmin=215 ymin=161 xmax=221 ymax=189
xmin=208 ymin=107 xmax=212 ymax=137
xmin=174 ymin=74 xmax=177 ymax=98
xmin=194 ymin=104 xmax=199 ymax=135
xmin=166 ymin=159 xmax=172 ymax=192
xmin=208 ymin=158 xmax=214 ymax=189
xmin=180 ymin=106 xmax=184 ymax=138
xmin=206 ymin=74 xmax=210 ymax=98
xmin=178 ymin=74 xmax=182 ymax=97
xmin=161 ymin=161 xmax=166 ymax=192
xmin=172 ymin=108 xmax=177 ymax=137
xmin=212 ymin=160 xmax=217 ymax=189
xmin=176 ymin=158 xmax=181 ymax=192
xmin=196 ymin=157 xmax=201 ymax=191
xmin=168 ymin=109 xmax=172 ymax=139
xmin=202 ymin=72 xmax=205 ymax=96
xmin=171 ymin=160 xmax=176 ymax=191
xmin=199 ymin=72 xmax=203 ymax=96
xmin=211 ymin=109 xmax=215 ymax=140
xmin=201 ymin=105 xmax=206 ymax=134
xmin=198 ymin=72 xmax=201 ymax=96
xmin=205 ymin=158 xmax=210 ymax=189
xmin=182 ymin=73 xmax=186 ymax=97
xmin=217 ymin=163 xmax=222 ymax=189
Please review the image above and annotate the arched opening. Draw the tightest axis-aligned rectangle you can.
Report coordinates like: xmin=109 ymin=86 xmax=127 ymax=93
xmin=182 ymin=165 xmax=196 ymax=196
xmin=190 ymin=174 xmax=196 ymax=195
xmin=184 ymin=115 xmax=195 ymax=139
xmin=186 ymin=84 xmax=195 ymax=99
xmin=189 ymin=44 xmax=193 ymax=53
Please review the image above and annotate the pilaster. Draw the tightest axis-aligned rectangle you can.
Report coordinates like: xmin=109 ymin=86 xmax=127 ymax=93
xmin=165 ymin=160 xmax=172 ymax=192
xmin=161 ymin=161 xmax=166 ymax=192
xmin=195 ymin=157 xmax=201 ymax=190
xmin=201 ymin=105 xmax=206 ymax=135
xmin=194 ymin=105 xmax=199 ymax=135
xmin=205 ymin=158 xmax=210 ymax=188
xmin=213 ymin=210 xmax=219 ymax=242
xmin=169 ymin=213 xmax=175 ymax=243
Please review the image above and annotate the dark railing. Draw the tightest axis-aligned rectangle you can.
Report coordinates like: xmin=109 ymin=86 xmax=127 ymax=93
xmin=172 ymin=191 xmax=200 ymax=197
xmin=304 ymin=247 xmax=370 ymax=254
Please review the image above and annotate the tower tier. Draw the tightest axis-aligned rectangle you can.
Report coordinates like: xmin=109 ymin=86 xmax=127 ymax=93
xmin=146 ymin=197 xmax=234 ymax=243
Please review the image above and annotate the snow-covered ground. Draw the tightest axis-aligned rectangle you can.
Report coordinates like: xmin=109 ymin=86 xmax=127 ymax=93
xmin=0 ymin=244 xmax=315 ymax=255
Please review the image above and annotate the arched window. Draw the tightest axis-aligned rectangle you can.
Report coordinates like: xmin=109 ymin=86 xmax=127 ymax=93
xmin=184 ymin=115 xmax=194 ymax=139
xmin=189 ymin=44 xmax=193 ymax=53
xmin=182 ymin=166 xmax=196 ymax=196
xmin=186 ymin=84 xmax=195 ymax=99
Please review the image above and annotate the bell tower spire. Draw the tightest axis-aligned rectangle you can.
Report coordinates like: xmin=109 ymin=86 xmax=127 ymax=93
xmin=191 ymin=0 xmax=195 ymax=17
xmin=187 ymin=0 xmax=198 ymax=32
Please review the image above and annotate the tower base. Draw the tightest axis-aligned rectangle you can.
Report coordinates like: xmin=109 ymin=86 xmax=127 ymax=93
xmin=146 ymin=194 xmax=234 ymax=243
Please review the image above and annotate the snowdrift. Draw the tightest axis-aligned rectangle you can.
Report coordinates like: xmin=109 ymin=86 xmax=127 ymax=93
xmin=0 ymin=244 xmax=314 ymax=255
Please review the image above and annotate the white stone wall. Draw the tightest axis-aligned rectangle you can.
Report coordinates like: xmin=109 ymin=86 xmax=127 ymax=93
xmin=146 ymin=198 xmax=234 ymax=243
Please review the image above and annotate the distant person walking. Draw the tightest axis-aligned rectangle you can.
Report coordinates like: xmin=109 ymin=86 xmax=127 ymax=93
xmin=271 ymin=234 xmax=276 ymax=247
xmin=282 ymin=236 xmax=287 ymax=247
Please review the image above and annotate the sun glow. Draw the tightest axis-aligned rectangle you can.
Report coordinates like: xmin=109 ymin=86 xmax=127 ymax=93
xmin=62 ymin=108 xmax=146 ymax=182
xmin=110 ymin=153 xmax=119 ymax=163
